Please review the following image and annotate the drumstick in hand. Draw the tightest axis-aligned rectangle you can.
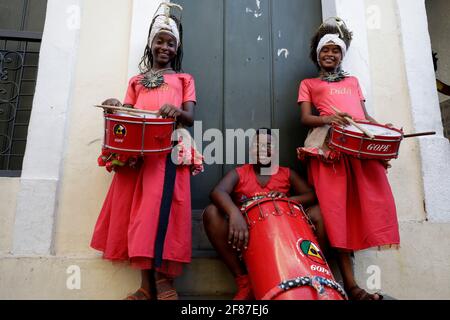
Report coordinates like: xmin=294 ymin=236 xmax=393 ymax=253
xmin=331 ymin=106 xmax=375 ymax=139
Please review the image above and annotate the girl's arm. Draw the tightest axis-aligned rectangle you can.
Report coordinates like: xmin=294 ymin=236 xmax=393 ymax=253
xmin=210 ymin=169 xmax=249 ymax=251
xmin=159 ymin=101 xmax=195 ymax=127
xmin=300 ymin=101 xmax=351 ymax=127
xmin=288 ymin=169 xmax=317 ymax=207
xmin=360 ymin=100 xmax=379 ymax=124
xmin=361 ymin=100 xmax=396 ymax=128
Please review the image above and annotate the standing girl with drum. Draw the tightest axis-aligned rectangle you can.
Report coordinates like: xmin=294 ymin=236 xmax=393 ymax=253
xmin=297 ymin=19 xmax=400 ymax=300
xmin=90 ymin=4 xmax=196 ymax=300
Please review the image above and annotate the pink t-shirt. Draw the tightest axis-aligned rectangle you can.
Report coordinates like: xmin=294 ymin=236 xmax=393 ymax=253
xmin=298 ymin=76 xmax=366 ymax=120
xmin=124 ymin=73 xmax=196 ymax=111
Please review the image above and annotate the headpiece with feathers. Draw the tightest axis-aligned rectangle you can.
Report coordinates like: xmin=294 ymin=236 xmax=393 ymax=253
xmin=310 ymin=17 xmax=353 ymax=69
xmin=139 ymin=3 xmax=184 ymax=73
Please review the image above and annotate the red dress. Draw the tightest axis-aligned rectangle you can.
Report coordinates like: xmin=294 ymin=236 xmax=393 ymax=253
xmin=91 ymin=73 xmax=196 ymax=277
xmin=297 ymin=77 xmax=400 ymax=251
xmin=232 ymin=165 xmax=291 ymax=206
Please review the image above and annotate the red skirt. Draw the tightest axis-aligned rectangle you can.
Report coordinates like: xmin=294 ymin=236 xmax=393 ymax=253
xmin=307 ymin=155 xmax=400 ymax=251
xmin=90 ymin=154 xmax=192 ymax=277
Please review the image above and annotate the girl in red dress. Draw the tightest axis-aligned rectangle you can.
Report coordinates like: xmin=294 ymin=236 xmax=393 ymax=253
xmin=297 ymin=19 xmax=400 ymax=300
xmin=91 ymin=6 xmax=197 ymax=300
xmin=203 ymin=129 xmax=323 ymax=300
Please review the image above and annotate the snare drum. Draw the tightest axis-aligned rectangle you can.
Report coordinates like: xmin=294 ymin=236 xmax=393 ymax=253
xmin=329 ymin=121 xmax=403 ymax=160
xmin=241 ymin=197 xmax=346 ymax=300
xmin=103 ymin=113 xmax=176 ymax=156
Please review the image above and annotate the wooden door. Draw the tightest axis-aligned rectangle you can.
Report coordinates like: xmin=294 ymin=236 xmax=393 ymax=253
xmin=178 ymin=0 xmax=322 ymax=209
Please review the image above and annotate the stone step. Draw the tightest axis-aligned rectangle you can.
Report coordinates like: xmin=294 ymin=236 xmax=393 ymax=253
xmin=175 ymin=257 xmax=236 ymax=297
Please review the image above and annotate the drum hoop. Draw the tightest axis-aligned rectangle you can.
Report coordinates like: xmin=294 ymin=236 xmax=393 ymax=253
xmin=332 ymin=128 xmax=403 ymax=141
xmin=333 ymin=121 xmax=403 ymax=136
xmin=105 ymin=117 xmax=176 ymax=125
xmin=329 ymin=142 xmax=400 ymax=157
xmin=242 ymin=197 xmax=308 ymax=228
xmin=243 ymin=197 xmax=302 ymax=212
xmin=103 ymin=145 xmax=173 ymax=153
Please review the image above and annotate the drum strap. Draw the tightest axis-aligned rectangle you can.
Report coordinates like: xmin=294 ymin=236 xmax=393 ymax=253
xmin=154 ymin=154 xmax=177 ymax=268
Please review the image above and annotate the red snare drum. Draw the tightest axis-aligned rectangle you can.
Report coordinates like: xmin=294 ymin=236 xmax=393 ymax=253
xmin=103 ymin=113 xmax=176 ymax=156
xmin=241 ymin=198 xmax=346 ymax=300
xmin=329 ymin=122 xmax=403 ymax=160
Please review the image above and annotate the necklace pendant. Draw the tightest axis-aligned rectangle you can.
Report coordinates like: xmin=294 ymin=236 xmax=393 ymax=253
xmin=320 ymin=70 xmax=348 ymax=83
xmin=140 ymin=68 xmax=171 ymax=89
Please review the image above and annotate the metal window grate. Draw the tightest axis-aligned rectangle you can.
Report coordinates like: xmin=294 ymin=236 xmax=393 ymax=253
xmin=0 ymin=0 xmax=47 ymax=175
xmin=0 ymin=30 xmax=42 ymax=173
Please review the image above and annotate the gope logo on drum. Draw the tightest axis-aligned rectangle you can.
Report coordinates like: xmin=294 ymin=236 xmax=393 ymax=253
xmin=113 ymin=124 xmax=127 ymax=143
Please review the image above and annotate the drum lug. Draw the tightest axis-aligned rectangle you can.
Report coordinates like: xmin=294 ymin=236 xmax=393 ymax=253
xmin=257 ymin=202 xmax=266 ymax=221
xmin=287 ymin=200 xmax=300 ymax=217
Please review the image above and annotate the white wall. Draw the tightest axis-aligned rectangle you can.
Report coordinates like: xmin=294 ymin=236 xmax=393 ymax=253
xmin=12 ymin=0 xmax=82 ymax=255
xmin=397 ymin=0 xmax=450 ymax=223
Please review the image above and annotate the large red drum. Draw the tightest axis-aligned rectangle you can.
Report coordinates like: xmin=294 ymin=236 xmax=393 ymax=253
xmin=241 ymin=197 xmax=346 ymax=300
xmin=103 ymin=113 xmax=176 ymax=156
xmin=329 ymin=121 xmax=403 ymax=160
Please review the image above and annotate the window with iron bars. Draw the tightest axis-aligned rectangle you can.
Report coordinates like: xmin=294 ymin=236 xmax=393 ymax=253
xmin=0 ymin=0 xmax=47 ymax=177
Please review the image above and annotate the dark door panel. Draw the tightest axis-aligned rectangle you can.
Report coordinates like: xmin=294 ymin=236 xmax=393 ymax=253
xmin=179 ymin=0 xmax=322 ymax=209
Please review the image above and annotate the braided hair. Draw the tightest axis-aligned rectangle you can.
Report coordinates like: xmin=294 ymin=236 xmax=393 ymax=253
xmin=139 ymin=14 xmax=184 ymax=74
xmin=309 ymin=22 xmax=353 ymax=69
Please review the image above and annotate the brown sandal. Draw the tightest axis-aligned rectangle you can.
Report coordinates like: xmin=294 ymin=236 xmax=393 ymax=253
xmin=156 ymin=278 xmax=179 ymax=300
xmin=347 ymin=286 xmax=384 ymax=301
xmin=124 ymin=287 xmax=152 ymax=300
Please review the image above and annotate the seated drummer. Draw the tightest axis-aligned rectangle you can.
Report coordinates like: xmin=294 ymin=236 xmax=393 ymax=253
xmin=203 ymin=128 xmax=325 ymax=300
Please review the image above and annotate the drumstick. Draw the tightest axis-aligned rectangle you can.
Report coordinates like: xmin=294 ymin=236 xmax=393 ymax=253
xmin=94 ymin=104 xmax=159 ymax=115
xmin=330 ymin=106 xmax=375 ymax=139
xmin=403 ymin=132 xmax=436 ymax=139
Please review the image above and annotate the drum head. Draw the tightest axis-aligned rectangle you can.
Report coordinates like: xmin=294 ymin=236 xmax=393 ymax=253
xmin=344 ymin=123 xmax=402 ymax=137
xmin=115 ymin=112 xmax=142 ymax=118
xmin=113 ymin=112 xmax=159 ymax=119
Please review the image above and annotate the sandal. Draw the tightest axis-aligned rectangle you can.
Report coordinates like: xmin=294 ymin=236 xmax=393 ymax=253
xmin=156 ymin=278 xmax=179 ymax=300
xmin=347 ymin=286 xmax=384 ymax=301
xmin=124 ymin=287 xmax=152 ymax=300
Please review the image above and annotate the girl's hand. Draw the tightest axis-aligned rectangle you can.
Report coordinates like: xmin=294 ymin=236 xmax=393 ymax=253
xmin=322 ymin=112 xmax=352 ymax=126
xmin=158 ymin=104 xmax=182 ymax=119
xmin=102 ymin=98 xmax=122 ymax=107
xmin=102 ymin=99 xmax=122 ymax=114
xmin=228 ymin=211 xmax=249 ymax=252
xmin=267 ymin=191 xmax=286 ymax=199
